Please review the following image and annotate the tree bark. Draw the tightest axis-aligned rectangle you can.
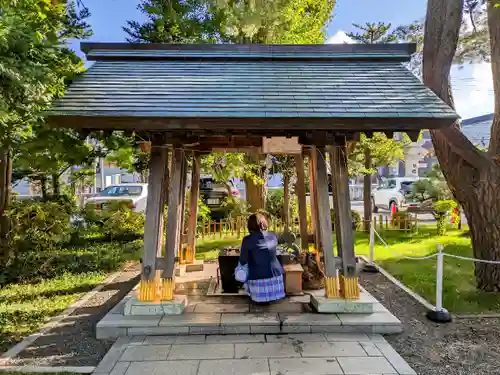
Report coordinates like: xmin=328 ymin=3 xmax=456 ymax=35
xmin=40 ymin=176 xmax=48 ymax=199
xmin=363 ymin=148 xmax=372 ymax=232
xmin=52 ymin=173 xmax=60 ymax=197
xmin=424 ymin=0 xmax=500 ymax=291
xmin=0 ymin=149 xmax=12 ymax=267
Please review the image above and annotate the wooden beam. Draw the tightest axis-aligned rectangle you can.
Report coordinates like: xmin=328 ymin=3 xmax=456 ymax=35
xmin=163 ymin=149 xmax=183 ymax=281
xmin=314 ymin=147 xmax=335 ymax=276
xmin=294 ymin=153 xmax=309 ymax=251
xmin=329 ymin=141 xmax=359 ymax=299
xmin=307 ymin=148 xmax=320 ymax=250
xmin=139 ymin=141 xmax=168 ymax=301
xmin=187 ymin=152 xmax=201 ymax=260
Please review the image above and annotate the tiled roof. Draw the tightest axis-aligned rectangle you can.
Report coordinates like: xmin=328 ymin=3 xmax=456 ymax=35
xmin=49 ymin=43 xmax=459 ymax=130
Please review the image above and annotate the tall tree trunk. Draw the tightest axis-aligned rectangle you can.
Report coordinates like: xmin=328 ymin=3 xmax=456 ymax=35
xmin=0 ymin=149 xmax=12 ymax=267
xmin=283 ymin=173 xmax=290 ymax=231
xmin=244 ymin=153 xmax=265 ymax=212
xmin=40 ymin=176 xmax=48 ymax=199
xmin=52 ymin=173 xmax=60 ymax=197
xmin=424 ymin=0 xmax=500 ymax=291
xmin=363 ymin=148 xmax=372 ymax=232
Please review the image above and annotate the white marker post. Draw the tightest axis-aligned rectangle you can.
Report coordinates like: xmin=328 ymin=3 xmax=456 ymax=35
xmin=426 ymin=244 xmax=452 ymax=323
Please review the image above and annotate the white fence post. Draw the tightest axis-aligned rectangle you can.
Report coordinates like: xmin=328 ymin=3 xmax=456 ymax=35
xmin=426 ymin=244 xmax=452 ymax=323
xmin=363 ymin=219 xmax=378 ymax=273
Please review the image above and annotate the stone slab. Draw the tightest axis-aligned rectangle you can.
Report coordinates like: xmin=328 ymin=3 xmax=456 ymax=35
xmin=159 ymin=313 xmax=221 ymax=327
xmin=194 ymin=304 xmax=249 ymax=313
xmin=109 ymin=361 xmax=131 ymax=375
xmin=269 ymin=358 xmax=343 ymax=375
xmin=360 ymin=342 xmax=383 ymax=356
xmin=94 ymin=338 xmax=132 ymax=373
xmin=98 ymin=314 xmax=161 ymax=328
xmin=266 ymin=333 xmax=327 ymax=343
xmin=337 ymin=312 xmax=401 ymax=326
xmin=281 ymin=325 xmax=311 ymax=334
xmin=96 ymin=327 xmax=127 ymax=340
xmin=337 ymin=356 xmax=397 ymax=374
xmin=279 ymin=313 xmax=342 ymax=326
xmin=310 ymin=295 xmax=374 ymax=314
xmin=221 ymin=313 xmax=280 ymax=326
xmin=223 ymin=326 xmax=251 ymax=334
xmin=250 ymin=325 xmax=281 ymax=334
xmin=124 ymin=296 xmax=186 ymax=316
xmin=127 ymin=326 xmax=189 ymax=336
xmin=324 ymin=333 xmax=370 ymax=342
xmin=235 ymin=343 xmax=301 ymax=359
xmin=198 ymin=359 xmax=269 ymax=375
xmin=168 ymin=343 xmax=235 ymax=360
xmin=376 ymin=342 xmax=417 ymax=375
xmin=143 ymin=335 xmax=206 ymax=345
xmin=124 ymin=360 xmax=199 ymax=375
xmin=299 ymin=341 xmax=367 ymax=358
xmin=119 ymin=345 xmax=171 ymax=361
xmin=186 ymin=260 xmax=204 ymax=273
xmin=205 ymin=334 xmax=266 ymax=343
xmin=189 ymin=326 xmax=224 ymax=335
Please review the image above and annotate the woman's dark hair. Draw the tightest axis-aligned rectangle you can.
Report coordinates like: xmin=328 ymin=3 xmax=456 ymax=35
xmin=247 ymin=213 xmax=268 ymax=232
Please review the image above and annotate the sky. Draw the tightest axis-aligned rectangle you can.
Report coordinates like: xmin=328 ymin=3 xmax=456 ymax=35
xmin=72 ymin=0 xmax=494 ymax=120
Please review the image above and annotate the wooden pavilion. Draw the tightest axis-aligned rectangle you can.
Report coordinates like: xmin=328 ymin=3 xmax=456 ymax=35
xmin=49 ymin=43 xmax=458 ymax=307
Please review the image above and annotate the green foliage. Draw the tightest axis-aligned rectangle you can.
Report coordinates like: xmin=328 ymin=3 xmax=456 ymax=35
xmin=348 ymin=133 xmax=408 ymax=176
xmin=7 ymin=199 xmax=73 ymax=253
xmin=410 ymin=164 xmax=453 ymax=204
xmin=83 ymin=201 xmax=145 ymax=239
xmin=434 ymin=200 xmax=457 ymax=235
xmin=124 ymin=0 xmax=216 ymax=43
xmin=221 ymin=196 xmax=249 ymax=219
xmin=346 ymin=22 xmax=395 ymax=43
xmin=265 ymin=188 xmax=298 ymax=221
xmin=104 ymin=134 xmax=150 ymax=182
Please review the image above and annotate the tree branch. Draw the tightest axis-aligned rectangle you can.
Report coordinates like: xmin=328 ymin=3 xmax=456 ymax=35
xmin=436 ymin=126 xmax=490 ymax=168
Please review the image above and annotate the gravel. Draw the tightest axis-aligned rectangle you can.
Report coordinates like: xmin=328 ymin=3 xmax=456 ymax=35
xmin=360 ymin=272 xmax=500 ymax=375
xmin=6 ymin=263 xmax=140 ymax=367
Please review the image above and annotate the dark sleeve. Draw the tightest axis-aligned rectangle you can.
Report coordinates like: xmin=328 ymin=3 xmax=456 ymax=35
xmin=239 ymin=236 xmax=250 ymax=266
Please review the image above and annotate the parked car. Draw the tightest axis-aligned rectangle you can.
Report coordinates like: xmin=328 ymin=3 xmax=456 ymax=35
xmin=84 ymin=183 xmax=148 ymax=213
xmin=371 ymin=177 xmax=419 ymax=214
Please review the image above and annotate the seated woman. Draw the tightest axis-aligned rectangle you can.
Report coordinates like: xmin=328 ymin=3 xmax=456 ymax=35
xmin=239 ymin=213 xmax=285 ymax=303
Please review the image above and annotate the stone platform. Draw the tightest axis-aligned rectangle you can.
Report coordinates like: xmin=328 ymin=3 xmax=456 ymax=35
xmin=96 ymin=264 xmax=402 ymax=340
xmin=93 ymin=332 xmax=416 ymax=375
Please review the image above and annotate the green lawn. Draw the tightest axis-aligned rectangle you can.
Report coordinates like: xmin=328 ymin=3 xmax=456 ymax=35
xmin=197 ymin=227 xmax=500 ymax=314
xmin=354 ymin=226 xmax=500 ymax=314
xmin=0 ymin=239 xmax=142 ymax=353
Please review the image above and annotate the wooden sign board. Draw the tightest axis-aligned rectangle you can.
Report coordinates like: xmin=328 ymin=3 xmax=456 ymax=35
xmin=262 ymin=137 xmax=301 ymax=154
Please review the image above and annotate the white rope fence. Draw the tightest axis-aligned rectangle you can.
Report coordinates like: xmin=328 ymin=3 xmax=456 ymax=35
xmin=364 ymin=220 xmax=500 ymax=322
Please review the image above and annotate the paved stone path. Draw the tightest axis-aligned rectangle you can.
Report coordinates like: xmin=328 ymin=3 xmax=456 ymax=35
xmin=93 ymin=333 xmax=416 ymax=375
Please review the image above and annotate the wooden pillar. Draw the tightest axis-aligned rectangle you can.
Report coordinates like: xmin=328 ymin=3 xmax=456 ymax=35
xmin=363 ymin=148 xmax=372 ymax=232
xmin=294 ymin=153 xmax=309 ymax=251
xmin=187 ymin=152 xmax=201 ymax=262
xmin=139 ymin=140 xmax=168 ymax=302
xmin=162 ymin=148 xmax=183 ymax=300
xmin=314 ymin=147 xmax=338 ymax=298
xmin=329 ymin=141 xmax=359 ymax=300
xmin=308 ymin=147 xmax=321 ymax=250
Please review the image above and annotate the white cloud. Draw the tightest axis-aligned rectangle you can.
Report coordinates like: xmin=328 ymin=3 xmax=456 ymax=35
xmin=452 ymin=62 xmax=494 ymax=119
xmin=326 ymin=30 xmax=354 ymax=44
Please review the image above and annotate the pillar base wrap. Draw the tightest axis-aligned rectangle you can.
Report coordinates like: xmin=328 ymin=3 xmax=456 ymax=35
xmin=339 ymin=275 xmax=360 ymax=300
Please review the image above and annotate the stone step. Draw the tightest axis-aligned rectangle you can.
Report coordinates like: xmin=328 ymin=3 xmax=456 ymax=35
xmin=96 ymin=309 xmax=402 ymax=340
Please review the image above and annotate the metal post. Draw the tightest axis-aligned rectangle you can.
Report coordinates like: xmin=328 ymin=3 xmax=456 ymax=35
xmin=426 ymin=244 xmax=452 ymax=322
xmin=363 ymin=220 xmax=378 ymax=273
xmin=99 ymin=157 xmax=105 ymax=191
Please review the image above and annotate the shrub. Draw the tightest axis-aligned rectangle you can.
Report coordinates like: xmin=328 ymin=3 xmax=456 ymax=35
xmin=100 ymin=201 xmax=145 ymax=239
xmin=8 ymin=199 xmax=73 ymax=254
xmin=434 ymin=200 xmax=457 ymax=235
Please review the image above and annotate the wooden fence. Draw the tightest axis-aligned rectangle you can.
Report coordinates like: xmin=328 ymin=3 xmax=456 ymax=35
xmin=196 ymin=214 xmax=418 ymax=241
